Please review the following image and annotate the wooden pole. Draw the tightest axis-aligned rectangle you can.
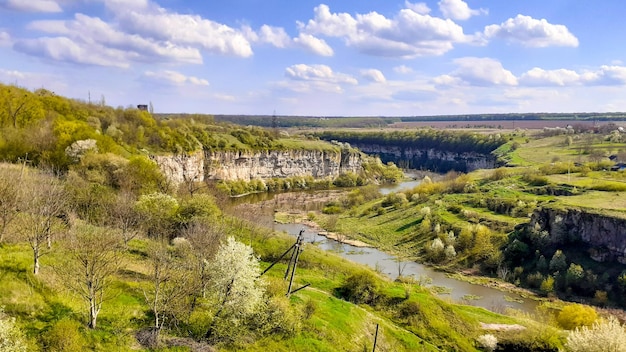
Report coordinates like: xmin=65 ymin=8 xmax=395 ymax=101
xmin=372 ymin=324 xmax=379 ymax=352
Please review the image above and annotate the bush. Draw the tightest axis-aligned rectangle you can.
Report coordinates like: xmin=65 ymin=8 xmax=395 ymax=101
xmin=557 ymin=304 xmax=598 ymax=330
xmin=338 ymin=271 xmax=380 ymax=305
xmin=477 ymin=334 xmax=498 ymax=351
xmin=0 ymin=308 xmax=27 ymax=352
xmin=42 ymin=318 xmax=86 ymax=352
xmin=565 ymin=316 xmax=626 ymax=352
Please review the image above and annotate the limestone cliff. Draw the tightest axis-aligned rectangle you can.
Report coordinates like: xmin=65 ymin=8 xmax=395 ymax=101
xmin=350 ymin=143 xmax=496 ymax=172
xmin=153 ymin=148 xmax=363 ymax=183
xmin=151 ymin=152 xmax=205 ymax=184
xmin=204 ymin=149 xmax=362 ymax=181
xmin=529 ymin=207 xmax=626 ymax=264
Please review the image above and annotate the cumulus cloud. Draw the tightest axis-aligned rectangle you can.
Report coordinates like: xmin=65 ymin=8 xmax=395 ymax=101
xmin=360 ymin=69 xmax=386 ymax=83
xmin=404 ymin=1 xmax=431 ymax=15
xmin=1 ymin=0 xmax=62 ymax=13
xmin=484 ymin=14 xmax=578 ymax=47
xmin=252 ymin=25 xmax=291 ymax=48
xmin=300 ymin=4 xmax=469 ymax=58
xmin=293 ymin=33 xmax=334 ymax=56
xmin=14 ymin=37 xmax=133 ymax=68
xmin=142 ymin=70 xmax=209 ymax=86
xmin=519 ymin=67 xmax=580 ymax=86
xmin=21 ymin=14 xmax=203 ymax=66
xmin=285 ymin=64 xmax=357 ymax=85
xmin=438 ymin=0 xmax=486 ymax=20
xmin=435 ymin=57 xmax=517 ymax=86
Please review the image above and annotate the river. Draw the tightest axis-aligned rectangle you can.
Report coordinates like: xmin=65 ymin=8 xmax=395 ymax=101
xmin=232 ymin=175 xmax=539 ymax=313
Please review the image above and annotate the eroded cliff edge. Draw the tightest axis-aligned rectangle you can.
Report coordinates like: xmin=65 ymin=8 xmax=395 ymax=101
xmin=529 ymin=206 xmax=626 ymax=264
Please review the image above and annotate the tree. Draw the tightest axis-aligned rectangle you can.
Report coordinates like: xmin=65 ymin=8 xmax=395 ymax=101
xmin=106 ymin=191 xmax=141 ymax=247
xmin=549 ymin=250 xmax=567 ymax=273
xmin=0 ymin=165 xmax=22 ymax=244
xmin=143 ymin=240 xmax=195 ymax=341
xmin=134 ymin=192 xmax=179 ymax=241
xmin=182 ymin=220 xmax=225 ymax=298
xmin=565 ymin=316 xmax=626 ymax=352
xmin=17 ymin=171 xmax=67 ymax=274
xmin=56 ymin=224 xmax=121 ymax=329
xmin=204 ymin=237 xmax=265 ymax=341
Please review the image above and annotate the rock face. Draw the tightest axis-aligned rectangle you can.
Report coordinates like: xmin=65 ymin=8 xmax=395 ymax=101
xmin=153 ymin=149 xmax=363 ymax=183
xmin=151 ymin=152 xmax=205 ymax=184
xmin=204 ymin=149 xmax=362 ymax=181
xmin=529 ymin=207 xmax=626 ymax=264
xmin=350 ymin=143 xmax=496 ymax=172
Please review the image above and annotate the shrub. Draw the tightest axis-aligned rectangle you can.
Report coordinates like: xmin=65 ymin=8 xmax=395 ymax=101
xmin=557 ymin=304 xmax=598 ymax=330
xmin=476 ymin=334 xmax=498 ymax=351
xmin=338 ymin=271 xmax=380 ymax=305
xmin=42 ymin=318 xmax=85 ymax=352
xmin=565 ymin=316 xmax=626 ymax=352
xmin=0 ymin=308 xmax=27 ymax=352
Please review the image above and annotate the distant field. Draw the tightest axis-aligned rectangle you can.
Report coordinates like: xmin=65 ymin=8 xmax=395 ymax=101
xmin=391 ymin=120 xmax=626 ymax=130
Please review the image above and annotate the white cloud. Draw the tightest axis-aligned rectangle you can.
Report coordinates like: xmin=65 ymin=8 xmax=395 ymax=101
xmin=436 ymin=57 xmax=518 ymax=86
xmin=255 ymin=25 xmax=291 ymax=48
xmin=1 ymin=0 xmax=62 ymax=13
xmin=111 ymin=5 xmax=253 ymax=57
xmin=519 ymin=66 xmax=626 ymax=86
xmin=438 ymin=0 xmax=486 ymax=20
xmin=285 ymin=64 xmax=357 ymax=85
xmin=300 ymin=4 xmax=469 ymax=58
xmin=361 ymin=69 xmax=386 ymax=83
xmin=14 ymin=37 xmax=132 ymax=68
xmin=22 ymin=14 xmax=203 ymax=66
xmin=404 ymin=1 xmax=431 ymax=15
xmin=394 ymin=65 xmax=414 ymax=75
xmin=143 ymin=70 xmax=209 ymax=86
xmin=293 ymin=33 xmax=334 ymax=56
xmin=519 ymin=67 xmax=580 ymax=86
xmin=484 ymin=14 xmax=578 ymax=47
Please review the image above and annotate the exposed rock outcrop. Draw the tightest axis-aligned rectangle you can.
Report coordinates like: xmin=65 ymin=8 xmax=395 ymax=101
xmin=350 ymin=143 xmax=496 ymax=172
xmin=153 ymin=149 xmax=363 ymax=183
xmin=529 ymin=207 xmax=626 ymax=264
xmin=204 ymin=149 xmax=362 ymax=181
xmin=151 ymin=152 xmax=205 ymax=184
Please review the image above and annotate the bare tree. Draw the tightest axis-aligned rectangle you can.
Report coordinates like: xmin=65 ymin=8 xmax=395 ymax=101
xmin=143 ymin=241 xmax=195 ymax=340
xmin=182 ymin=220 xmax=225 ymax=298
xmin=0 ymin=165 xmax=21 ymax=244
xmin=56 ymin=224 xmax=122 ymax=329
xmin=17 ymin=172 xmax=67 ymax=274
xmin=107 ymin=191 xmax=141 ymax=247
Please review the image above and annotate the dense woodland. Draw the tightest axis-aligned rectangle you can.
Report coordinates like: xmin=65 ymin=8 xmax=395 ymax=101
xmin=314 ymin=130 xmax=507 ymax=155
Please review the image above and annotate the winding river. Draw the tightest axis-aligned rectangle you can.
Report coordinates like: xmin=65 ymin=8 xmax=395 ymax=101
xmin=234 ymin=174 xmax=539 ymax=313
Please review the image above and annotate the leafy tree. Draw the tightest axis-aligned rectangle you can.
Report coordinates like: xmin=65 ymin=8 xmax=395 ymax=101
xmin=339 ymin=270 xmax=380 ymax=305
xmin=565 ymin=316 xmax=626 ymax=352
xmin=56 ymin=224 xmax=122 ymax=329
xmin=205 ymin=237 xmax=265 ymax=341
xmin=549 ymin=250 xmax=567 ymax=273
xmin=134 ymin=193 xmax=179 ymax=240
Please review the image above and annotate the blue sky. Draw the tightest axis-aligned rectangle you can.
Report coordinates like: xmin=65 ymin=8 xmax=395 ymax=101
xmin=1 ymin=0 xmax=625 ymax=116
